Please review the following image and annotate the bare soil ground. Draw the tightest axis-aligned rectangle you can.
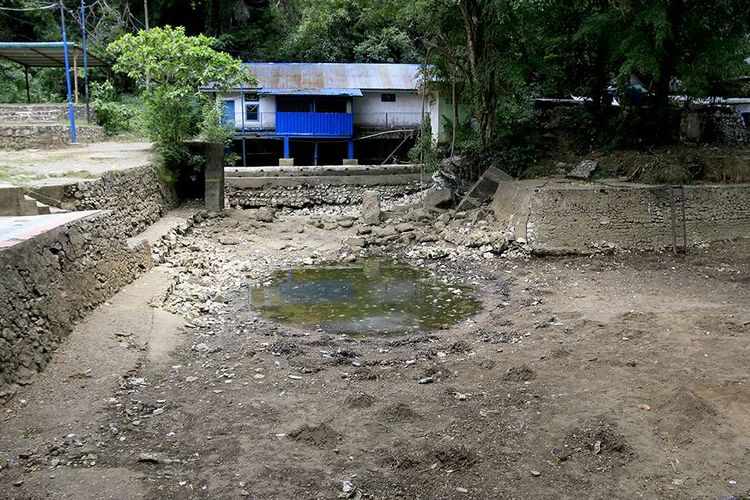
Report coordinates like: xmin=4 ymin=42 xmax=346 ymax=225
xmin=1 ymin=209 xmax=748 ymax=499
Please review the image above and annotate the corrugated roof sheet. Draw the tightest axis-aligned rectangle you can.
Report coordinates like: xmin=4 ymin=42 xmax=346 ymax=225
xmin=0 ymin=42 xmax=108 ymax=67
xmin=244 ymin=63 xmax=423 ymax=92
xmin=258 ymin=87 xmax=363 ymax=96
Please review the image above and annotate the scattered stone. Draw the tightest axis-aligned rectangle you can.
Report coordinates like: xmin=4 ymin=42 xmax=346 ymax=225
xmin=344 ymin=237 xmax=366 ymax=249
xmin=638 ymin=404 xmax=651 ymax=411
xmin=218 ymin=235 xmax=240 ymax=245
xmin=531 ymin=470 xmax=541 ymax=477
xmin=566 ymin=159 xmax=599 ymax=180
xmin=418 ymin=376 xmax=434 ymax=384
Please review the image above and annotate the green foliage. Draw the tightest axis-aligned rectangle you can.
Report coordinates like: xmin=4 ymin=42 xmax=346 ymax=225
xmin=408 ymin=116 xmax=441 ymax=173
xmin=108 ymin=26 xmax=252 ymax=180
xmin=0 ymin=62 xmax=64 ymax=103
xmin=90 ymin=81 xmax=135 ymax=136
xmin=108 ymin=26 xmax=251 ymax=90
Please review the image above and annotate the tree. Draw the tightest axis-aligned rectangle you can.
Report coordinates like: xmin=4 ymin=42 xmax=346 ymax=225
xmin=108 ymin=26 xmax=253 ymax=176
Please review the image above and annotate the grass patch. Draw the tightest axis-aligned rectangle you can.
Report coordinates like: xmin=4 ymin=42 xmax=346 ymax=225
xmin=0 ymin=165 xmax=97 ymax=186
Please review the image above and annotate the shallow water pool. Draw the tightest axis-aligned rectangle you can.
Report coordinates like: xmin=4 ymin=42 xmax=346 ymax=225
xmin=250 ymin=259 xmax=478 ymax=334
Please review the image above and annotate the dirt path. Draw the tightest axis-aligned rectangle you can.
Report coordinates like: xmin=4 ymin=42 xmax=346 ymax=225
xmin=1 ymin=208 xmax=748 ymax=499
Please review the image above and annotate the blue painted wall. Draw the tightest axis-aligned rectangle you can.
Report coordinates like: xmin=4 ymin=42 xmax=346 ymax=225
xmin=276 ymin=112 xmax=353 ymax=136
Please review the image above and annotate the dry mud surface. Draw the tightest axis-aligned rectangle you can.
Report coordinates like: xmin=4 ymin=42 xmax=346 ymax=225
xmin=1 ymin=208 xmax=748 ymax=499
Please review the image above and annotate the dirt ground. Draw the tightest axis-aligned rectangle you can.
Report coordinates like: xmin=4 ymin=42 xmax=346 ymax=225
xmin=1 ymin=207 xmax=749 ymax=500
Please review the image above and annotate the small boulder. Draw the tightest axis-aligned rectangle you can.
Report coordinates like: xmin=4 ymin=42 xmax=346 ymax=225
xmin=361 ymin=191 xmax=381 ymax=225
xmin=344 ymin=237 xmax=366 ymax=249
xmin=255 ymin=207 xmax=276 ymax=223
xmin=423 ymin=188 xmax=453 ymax=209
xmin=566 ymin=160 xmax=599 ymax=180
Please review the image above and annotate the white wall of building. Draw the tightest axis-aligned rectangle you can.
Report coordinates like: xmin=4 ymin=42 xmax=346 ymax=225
xmin=218 ymin=92 xmax=276 ymax=129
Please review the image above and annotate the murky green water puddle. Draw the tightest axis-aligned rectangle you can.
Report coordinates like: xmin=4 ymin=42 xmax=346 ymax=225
xmin=250 ymin=259 xmax=478 ymax=334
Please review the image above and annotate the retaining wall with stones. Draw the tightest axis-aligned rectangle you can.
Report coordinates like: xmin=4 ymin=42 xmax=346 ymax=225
xmin=0 ymin=123 xmax=107 ymax=147
xmin=0 ymin=104 xmax=89 ymax=122
xmin=58 ymin=165 xmax=179 ymax=237
xmin=0 ymin=212 xmax=152 ymax=402
xmin=493 ymin=180 xmax=750 ymax=253
xmin=227 ymin=182 xmax=423 ymax=208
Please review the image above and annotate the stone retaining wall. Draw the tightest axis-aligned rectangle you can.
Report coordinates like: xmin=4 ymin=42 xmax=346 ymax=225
xmin=0 ymin=104 xmax=89 ymax=122
xmin=493 ymin=181 xmax=750 ymax=253
xmin=61 ymin=165 xmax=179 ymax=237
xmin=0 ymin=212 xmax=152 ymax=402
xmin=227 ymin=182 xmax=423 ymax=208
xmin=0 ymin=123 xmax=107 ymax=148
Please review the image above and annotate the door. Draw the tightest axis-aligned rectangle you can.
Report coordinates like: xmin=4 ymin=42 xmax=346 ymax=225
xmin=222 ymin=100 xmax=235 ymax=127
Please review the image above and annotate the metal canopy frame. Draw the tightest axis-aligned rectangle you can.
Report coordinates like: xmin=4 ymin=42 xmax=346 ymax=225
xmin=0 ymin=19 xmax=108 ymax=143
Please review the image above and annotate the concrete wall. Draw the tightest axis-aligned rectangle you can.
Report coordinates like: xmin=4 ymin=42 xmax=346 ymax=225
xmin=493 ymin=180 xmax=750 ymax=253
xmin=56 ymin=165 xmax=179 ymax=238
xmin=0 ymin=212 xmax=152 ymax=402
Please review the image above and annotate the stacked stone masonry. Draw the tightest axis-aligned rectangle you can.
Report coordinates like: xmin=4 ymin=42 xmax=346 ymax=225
xmin=493 ymin=181 xmax=750 ymax=253
xmin=0 ymin=212 xmax=152 ymax=402
xmin=62 ymin=165 xmax=179 ymax=237
xmin=0 ymin=104 xmax=89 ymax=122
xmin=227 ymin=183 xmax=422 ymax=208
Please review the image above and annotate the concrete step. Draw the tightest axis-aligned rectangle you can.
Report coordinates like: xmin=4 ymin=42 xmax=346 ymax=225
xmin=24 ymin=195 xmax=51 ymax=215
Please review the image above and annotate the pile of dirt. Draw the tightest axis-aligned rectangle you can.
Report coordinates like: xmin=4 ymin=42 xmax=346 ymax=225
xmin=288 ymin=423 xmax=341 ymax=449
xmin=655 ymin=386 xmax=718 ymax=444
xmin=560 ymin=418 xmax=633 ymax=467
xmin=345 ymin=392 xmax=376 ymax=409
xmin=503 ymin=365 xmax=536 ymax=382
xmin=378 ymin=402 xmax=421 ymax=422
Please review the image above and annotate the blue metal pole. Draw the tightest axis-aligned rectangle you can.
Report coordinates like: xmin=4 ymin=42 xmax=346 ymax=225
xmin=348 ymin=140 xmax=354 ymax=160
xmin=59 ymin=0 xmax=77 ymax=143
xmin=283 ymin=136 xmax=290 ymax=158
xmin=80 ymin=0 xmax=90 ymax=123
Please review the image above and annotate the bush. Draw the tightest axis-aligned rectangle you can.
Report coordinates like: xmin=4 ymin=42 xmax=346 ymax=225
xmin=90 ymin=81 xmax=135 ymax=136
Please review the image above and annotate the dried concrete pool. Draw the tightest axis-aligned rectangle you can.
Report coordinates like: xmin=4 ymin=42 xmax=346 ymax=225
xmin=250 ymin=259 xmax=478 ymax=334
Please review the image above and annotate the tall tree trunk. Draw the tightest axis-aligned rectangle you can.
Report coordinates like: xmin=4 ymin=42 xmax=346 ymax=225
xmin=653 ymin=0 xmax=684 ymax=137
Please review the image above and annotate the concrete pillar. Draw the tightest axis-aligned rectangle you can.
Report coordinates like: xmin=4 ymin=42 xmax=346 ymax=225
xmin=204 ymin=142 xmax=224 ymax=212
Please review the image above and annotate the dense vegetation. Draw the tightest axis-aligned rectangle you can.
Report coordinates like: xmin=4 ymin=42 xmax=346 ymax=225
xmin=1 ymin=0 xmax=749 ymax=179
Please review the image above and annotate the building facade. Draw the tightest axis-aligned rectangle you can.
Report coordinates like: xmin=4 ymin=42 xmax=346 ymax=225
xmin=206 ymin=63 xmax=449 ymax=166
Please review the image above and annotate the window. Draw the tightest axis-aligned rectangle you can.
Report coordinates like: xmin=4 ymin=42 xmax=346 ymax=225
xmin=245 ymin=103 xmax=259 ymax=122
xmin=277 ymin=97 xmax=312 ymax=112
xmin=381 ymin=93 xmax=396 ymax=102
xmin=244 ymin=93 xmax=259 ymax=122
xmin=316 ymin=97 xmax=347 ymax=113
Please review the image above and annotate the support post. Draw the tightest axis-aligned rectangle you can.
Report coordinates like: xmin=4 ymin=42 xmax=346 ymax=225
xmin=24 ymin=66 xmax=30 ymax=104
xmin=73 ymin=51 xmax=79 ymax=104
xmin=80 ymin=0 xmax=90 ymax=122
xmin=59 ymin=0 xmax=77 ymax=143
xmin=242 ymin=137 xmax=247 ymax=167
xmin=283 ymin=136 xmax=290 ymax=158
xmin=313 ymin=142 xmax=319 ymax=166
xmin=348 ymin=140 xmax=354 ymax=160
xmin=204 ymin=142 xmax=225 ymax=212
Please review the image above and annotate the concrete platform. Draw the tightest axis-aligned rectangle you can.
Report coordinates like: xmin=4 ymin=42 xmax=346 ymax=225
xmin=0 ymin=210 xmax=101 ymax=249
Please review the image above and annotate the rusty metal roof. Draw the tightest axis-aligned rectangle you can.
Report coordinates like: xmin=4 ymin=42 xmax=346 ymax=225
xmin=244 ymin=63 xmax=424 ymax=92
